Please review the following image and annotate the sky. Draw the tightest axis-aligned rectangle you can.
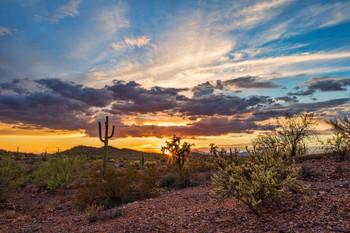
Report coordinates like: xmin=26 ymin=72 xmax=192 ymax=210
xmin=0 ymin=0 xmax=349 ymax=153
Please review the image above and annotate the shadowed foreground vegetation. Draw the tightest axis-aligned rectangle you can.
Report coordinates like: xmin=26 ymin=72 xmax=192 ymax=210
xmin=0 ymin=114 xmax=349 ymax=232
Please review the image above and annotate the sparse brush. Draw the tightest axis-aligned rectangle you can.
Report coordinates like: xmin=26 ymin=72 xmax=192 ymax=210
xmin=85 ymin=204 xmax=104 ymax=222
xmin=33 ymin=154 xmax=87 ymax=191
xmin=75 ymin=166 xmax=158 ymax=210
xmin=0 ymin=158 xmax=25 ymax=203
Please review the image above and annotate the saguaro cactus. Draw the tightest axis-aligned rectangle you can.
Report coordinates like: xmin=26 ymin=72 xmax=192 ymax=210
xmin=98 ymin=116 xmax=115 ymax=175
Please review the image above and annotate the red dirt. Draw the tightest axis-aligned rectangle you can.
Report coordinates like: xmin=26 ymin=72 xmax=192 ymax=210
xmin=1 ymin=158 xmax=349 ymax=232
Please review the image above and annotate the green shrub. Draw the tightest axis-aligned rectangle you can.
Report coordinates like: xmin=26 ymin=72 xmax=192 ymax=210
xmin=75 ymin=166 xmax=158 ymax=210
xmin=0 ymin=158 xmax=25 ymax=203
xmin=188 ymin=161 xmax=217 ymax=173
xmin=211 ymin=149 xmax=305 ymax=216
xmin=326 ymin=133 xmax=350 ymax=161
xmin=33 ymin=154 xmax=86 ymax=191
xmin=160 ymin=173 xmax=178 ymax=188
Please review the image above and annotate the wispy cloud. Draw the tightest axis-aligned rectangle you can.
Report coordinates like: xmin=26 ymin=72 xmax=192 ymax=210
xmin=0 ymin=26 xmax=16 ymax=36
xmin=111 ymin=36 xmax=151 ymax=50
xmin=35 ymin=0 xmax=83 ymax=22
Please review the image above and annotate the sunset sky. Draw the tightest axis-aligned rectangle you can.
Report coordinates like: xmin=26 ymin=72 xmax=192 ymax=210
xmin=0 ymin=0 xmax=349 ymax=153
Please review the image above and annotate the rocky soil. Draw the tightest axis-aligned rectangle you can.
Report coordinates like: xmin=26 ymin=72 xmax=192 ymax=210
xmin=0 ymin=158 xmax=349 ymax=232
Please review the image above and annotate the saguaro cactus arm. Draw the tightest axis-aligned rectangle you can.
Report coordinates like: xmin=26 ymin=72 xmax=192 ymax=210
xmin=109 ymin=125 xmax=115 ymax=139
xmin=98 ymin=122 xmax=105 ymax=143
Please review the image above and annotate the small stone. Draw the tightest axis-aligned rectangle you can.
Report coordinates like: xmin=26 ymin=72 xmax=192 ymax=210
xmin=332 ymin=226 xmax=343 ymax=232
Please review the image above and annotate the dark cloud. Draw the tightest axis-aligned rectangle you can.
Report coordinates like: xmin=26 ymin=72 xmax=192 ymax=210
xmin=112 ymin=117 xmax=262 ymax=138
xmin=0 ymin=79 xmax=29 ymax=94
xmin=191 ymin=77 xmax=280 ymax=98
xmin=107 ymin=80 xmax=188 ymax=114
xmin=0 ymin=92 xmax=93 ymax=131
xmin=1 ymin=77 xmax=349 ymax=139
xmin=36 ymin=78 xmax=113 ymax=107
xmin=249 ymin=98 xmax=350 ymax=121
xmin=192 ymin=81 xmax=215 ymax=97
xmin=275 ymin=96 xmax=299 ymax=103
xmin=288 ymin=76 xmax=350 ymax=96
xmin=179 ymin=94 xmax=273 ymax=116
xmin=222 ymin=76 xmax=281 ymax=89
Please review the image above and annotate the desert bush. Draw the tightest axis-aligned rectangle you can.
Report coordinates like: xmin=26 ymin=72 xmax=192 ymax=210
xmin=85 ymin=204 xmax=104 ymax=222
xmin=75 ymin=166 xmax=158 ymax=210
xmin=160 ymin=173 xmax=178 ymax=188
xmin=144 ymin=161 xmax=157 ymax=169
xmin=0 ymin=158 xmax=25 ymax=203
xmin=211 ymin=148 xmax=306 ymax=216
xmin=326 ymin=132 xmax=350 ymax=161
xmin=130 ymin=160 xmax=141 ymax=169
xmin=254 ymin=113 xmax=317 ymax=158
xmin=33 ymin=154 xmax=87 ymax=191
xmin=188 ymin=161 xmax=217 ymax=173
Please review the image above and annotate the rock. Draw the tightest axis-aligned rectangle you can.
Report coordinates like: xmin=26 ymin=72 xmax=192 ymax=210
xmin=332 ymin=226 xmax=343 ymax=232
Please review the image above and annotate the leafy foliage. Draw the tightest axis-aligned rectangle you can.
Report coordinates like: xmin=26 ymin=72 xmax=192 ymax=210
xmin=0 ymin=158 xmax=25 ymax=203
xmin=211 ymin=148 xmax=305 ymax=216
xmin=33 ymin=154 xmax=86 ymax=191
xmin=327 ymin=116 xmax=350 ymax=161
xmin=254 ymin=113 xmax=317 ymax=158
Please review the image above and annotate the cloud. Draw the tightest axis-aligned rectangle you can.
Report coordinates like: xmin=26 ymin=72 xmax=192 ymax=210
xmin=179 ymin=94 xmax=272 ymax=116
xmin=35 ymin=0 xmax=83 ymax=22
xmin=0 ymin=26 xmax=15 ymax=36
xmin=222 ymin=76 xmax=281 ymax=89
xmin=112 ymin=117 xmax=262 ymax=138
xmin=111 ymin=36 xmax=151 ymax=51
xmin=301 ymin=1 xmax=350 ymax=29
xmin=97 ymin=4 xmax=129 ymax=35
xmin=288 ymin=76 xmax=350 ymax=96
xmin=0 ymin=92 xmax=92 ymax=131
xmin=0 ymin=79 xmax=29 ymax=94
xmin=275 ymin=96 xmax=298 ymax=103
xmin=106 ymin=80 xmax=187 ymax=114
xmin=36 ymin=78 xmax=113 ymax=107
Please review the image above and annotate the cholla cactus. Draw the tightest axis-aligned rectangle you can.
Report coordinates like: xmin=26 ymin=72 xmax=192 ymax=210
xmin=98 ymin=116 xmax=115 ymax=176
xmin=161 ymin=135 xmax=194 ymax=169
xmin=209 ymin=144 xmax=239 ymax=169
xmin=144 ymin=161 xmax=157 ymax=169
xmin=130 ymin=160 xmax=141 ymax=169
xmin=211 ymin=148 xmax=305 ymax=216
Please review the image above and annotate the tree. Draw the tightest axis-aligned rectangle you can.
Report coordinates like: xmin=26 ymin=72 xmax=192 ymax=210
xmin=254 ymin=113 xmax=317 ymax=157
xmin=327 ymin=115 xmax=350 ymax=137
xmin=161 ymin=135 xmax=194 ymax=169
xmin=327 ymin=115 xmax=350 ymax=160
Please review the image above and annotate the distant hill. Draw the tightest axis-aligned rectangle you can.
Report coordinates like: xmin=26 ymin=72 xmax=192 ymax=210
xmin=59 ymin=145 xmax=163 ymax=160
